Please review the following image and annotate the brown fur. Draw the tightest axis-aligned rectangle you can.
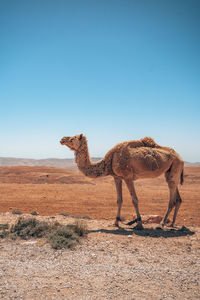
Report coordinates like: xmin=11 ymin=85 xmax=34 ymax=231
xmin=60 ymin=134 xmax=184 ymax=227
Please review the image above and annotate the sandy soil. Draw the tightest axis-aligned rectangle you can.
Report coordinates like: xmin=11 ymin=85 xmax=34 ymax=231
xmin=0 ymin=166 xmax=199 ymax=226
xmin=0 ymin=166 xmax=199 ymax=299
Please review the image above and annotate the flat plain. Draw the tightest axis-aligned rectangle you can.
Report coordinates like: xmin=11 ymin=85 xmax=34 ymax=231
xmin=0 ymin=165 xmax=199 ymax=299
xmin=0 ymin=165 xmax=199 ymax=226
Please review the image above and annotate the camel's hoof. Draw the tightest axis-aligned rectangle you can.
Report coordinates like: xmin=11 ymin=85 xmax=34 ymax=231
xmin=114 ymin=221 xmax=120 ymax=227
xmin=168 ymin=223 xmax=177 ymax=228
xmin=127 ymin=220 xmax=135 ymax=226
xmin=133 ymin=223 xmax=144 ymax=230
xmin=127 ymin=217 xmax=141 ymax=226
xmin=114 ymin=217 xmax=121 ymax=227
xmin=160 ymin=222 xmax=165 ymax=228
xmin=126 ymin=216 xmax=142 ymax=226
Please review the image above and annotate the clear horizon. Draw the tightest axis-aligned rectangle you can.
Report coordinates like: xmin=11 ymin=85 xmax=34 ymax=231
xmin=1 ymin=0 xmax=200 ymax=162
xmin=0 ymin=156 xmax=199 ymax=164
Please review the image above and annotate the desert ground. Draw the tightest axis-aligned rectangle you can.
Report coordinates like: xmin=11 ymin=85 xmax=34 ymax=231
xmin=0 ymin=165 xmax=199 ymax=226
xmin=0 ymin=165 xmax=199 ymax=299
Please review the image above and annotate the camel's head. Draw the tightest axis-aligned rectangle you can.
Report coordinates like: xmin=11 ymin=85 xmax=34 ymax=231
xmin=60 ymin=134 xmax=84 ymax=151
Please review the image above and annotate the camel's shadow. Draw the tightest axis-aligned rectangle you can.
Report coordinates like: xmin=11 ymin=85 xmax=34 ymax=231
xmin=89 ymin=226 xmax=195 ymax=238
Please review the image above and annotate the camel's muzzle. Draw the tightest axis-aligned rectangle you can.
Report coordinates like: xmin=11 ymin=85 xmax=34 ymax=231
xmin=60 ymin=137 xmax=69 ymax=145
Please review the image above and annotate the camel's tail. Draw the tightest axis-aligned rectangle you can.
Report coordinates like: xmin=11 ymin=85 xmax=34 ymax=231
xmin=180 ymin=168 xmax=184 ymax=185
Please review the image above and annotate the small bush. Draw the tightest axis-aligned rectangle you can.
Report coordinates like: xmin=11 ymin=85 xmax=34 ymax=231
xmin=0 ymin=230 xmax=9 ymax=238
xmin=30 ymin=211 xmax=39 ymax=216
xmin=59 ymin=212 xmax=69 ymax=217
xmin=12 ymin=210 xmax=23 ymax=215
xmin=1 ymin=217 xmax=88 ymax=250
xmin=48 ymin=221 xmax=88 ymax=250
xmin=10 ymin=218 xmax=50 ymax=239
xmin=0 ymin=224 xmax=9 ymax=230
xmin=48 ymin=226 xmax=80 ymax=249
xmin=74 ymin=220 xmax=88 ymax=237
xmin=0 ymin=223 xmax=9 ymax=238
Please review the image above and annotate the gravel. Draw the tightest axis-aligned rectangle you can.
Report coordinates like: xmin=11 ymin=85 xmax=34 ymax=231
xmin=0 ymin=213 xmax=199 ymax=299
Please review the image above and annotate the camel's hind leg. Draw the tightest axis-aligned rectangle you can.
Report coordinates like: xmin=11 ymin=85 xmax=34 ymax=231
xmin=124 ymin=179 xmax=143 ymax=229
xmin=161 ymin=183 xmax=177 ymax=226
xmin=161 ymin=186 xmax=182 ymax=227
xmin=171 ymin=188 xmax=182 ymax=227
xmin=161 ymin=160 xmax=183 ymax=227
xmin=114 ymin=177 xmax=123 ymax=226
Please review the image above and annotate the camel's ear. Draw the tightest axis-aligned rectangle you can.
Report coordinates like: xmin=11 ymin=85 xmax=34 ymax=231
xmin=79 ymin=134 xmax=83 ymax=140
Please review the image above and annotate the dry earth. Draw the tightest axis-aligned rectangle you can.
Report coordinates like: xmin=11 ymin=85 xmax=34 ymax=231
xmin=0 ymin=166 xmax=199 ymax=226
xmin=0 ymin=166 xmax=199 ymax=299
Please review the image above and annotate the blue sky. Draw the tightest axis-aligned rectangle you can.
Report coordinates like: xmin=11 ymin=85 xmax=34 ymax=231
xmin=0 ymin=0 xmax=200 ymax=161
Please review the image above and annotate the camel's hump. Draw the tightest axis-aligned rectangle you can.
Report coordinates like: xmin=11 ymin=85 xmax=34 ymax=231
xmin=140 ymin=137 xmax=157 ymax=148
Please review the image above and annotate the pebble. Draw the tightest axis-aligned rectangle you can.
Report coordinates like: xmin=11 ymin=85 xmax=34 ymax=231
xmin=0 ymin=220 xmax=199 ymax=299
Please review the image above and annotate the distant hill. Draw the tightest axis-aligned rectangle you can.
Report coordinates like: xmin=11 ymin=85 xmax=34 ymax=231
xmin=184 ymin=161 xmax=200 ymax=167
xmin=0 ymin=157 xmax=199 ymax=168
xmin=0 ymin=157 xmax=102 ymax=169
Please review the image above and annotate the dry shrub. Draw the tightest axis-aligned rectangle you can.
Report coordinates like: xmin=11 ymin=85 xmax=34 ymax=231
xmin=48 ymin=220 xmax=88 ymax=250
xmin=0 ymin=224 xmax=9 ymax=230
xmin=48 ymin=226 xmax=79 ymax=249
xmin=2 ymin=217 xmax=88 ymax=250
xmin=0 ymin=223 xmax=9 ymax=238
xmin=0 ymin=231 xmax=9 ymax=238
xmin=30 ymin=211 xmax=39 ymax=216
xmin=74 ymin=219 xmax=88 ymax=237
xmin=10 ymin=218 xmax=51 ymax=239
xmin=12 ymin=210 xmax=23 ymax=215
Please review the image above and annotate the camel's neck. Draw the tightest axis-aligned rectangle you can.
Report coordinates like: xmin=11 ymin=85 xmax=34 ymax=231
xmin=75 ymin=139 xmax=110 ymax=178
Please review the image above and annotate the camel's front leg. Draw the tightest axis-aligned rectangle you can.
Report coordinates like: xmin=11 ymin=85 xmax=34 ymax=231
xmin=114 ymin=177 xmax=123 ymax=227
xmin=125 ymin=179 xmax=143 ymax=229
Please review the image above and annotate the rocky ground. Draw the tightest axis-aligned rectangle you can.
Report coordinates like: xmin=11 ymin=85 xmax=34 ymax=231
xmin=0 ymin=213 xmax=199 ymax=300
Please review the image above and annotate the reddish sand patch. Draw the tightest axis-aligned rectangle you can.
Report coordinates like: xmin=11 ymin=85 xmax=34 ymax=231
xmin=0 ymin=166 xmax=199 ymax=226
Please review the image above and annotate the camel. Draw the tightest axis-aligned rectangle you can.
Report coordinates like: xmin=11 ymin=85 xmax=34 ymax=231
xmin=60 ymin=134 xmax=184 ymax=228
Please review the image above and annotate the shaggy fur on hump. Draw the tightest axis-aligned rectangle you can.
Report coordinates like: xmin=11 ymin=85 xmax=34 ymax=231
xmin=140 ymin=137 xmax=157 ymax=148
